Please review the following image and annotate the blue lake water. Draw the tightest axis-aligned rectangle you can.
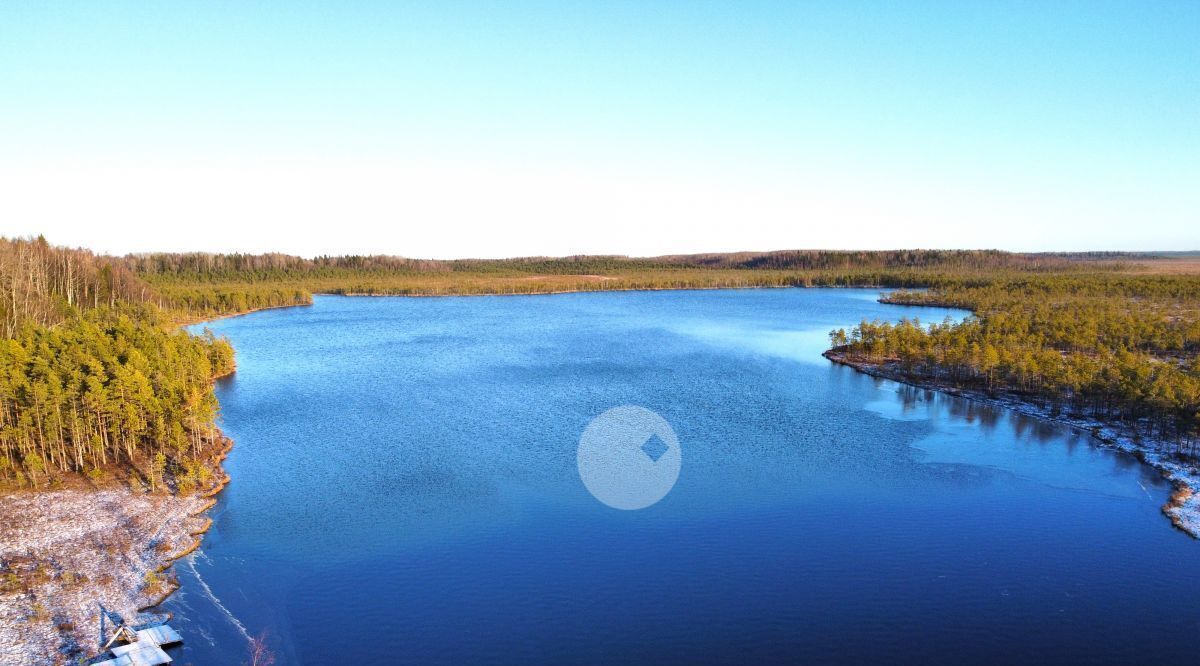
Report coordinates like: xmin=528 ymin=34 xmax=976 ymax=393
xmin=173 ymin=289 xmax=1200 ymax=664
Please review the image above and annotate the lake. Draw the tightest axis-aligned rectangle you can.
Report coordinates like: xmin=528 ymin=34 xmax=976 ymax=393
xmin=173 ymin=289 xmax=1200 ymax=664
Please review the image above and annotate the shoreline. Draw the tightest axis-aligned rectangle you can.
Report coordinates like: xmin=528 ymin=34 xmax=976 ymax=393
xmin=136 ymin=435 xmax=233 ymax=615
xmin=174 ymin=284 xmax=913 ymax=326
xmin=324 ymin=282 xmax=900 ymax=299
xmin=824 ymin=349 xmax=1200 ymax=539
xmin=178 ymin=301 xmax=314 ymax=327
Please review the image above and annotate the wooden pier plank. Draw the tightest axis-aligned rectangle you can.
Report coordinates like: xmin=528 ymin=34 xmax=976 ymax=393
xmin=95 ymin=622 xmax=181 ymax=665
xmin=109 ymin=642 xmax=172 ymax=665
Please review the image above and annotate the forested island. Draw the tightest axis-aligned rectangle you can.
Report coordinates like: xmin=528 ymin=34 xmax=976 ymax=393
xmin=2 ymin=235 xmax=1199 ymax=663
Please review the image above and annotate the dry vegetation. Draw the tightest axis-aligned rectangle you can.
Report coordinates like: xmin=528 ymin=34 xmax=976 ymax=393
xmin=1126 ymin=257 xmax=1200 ymax=275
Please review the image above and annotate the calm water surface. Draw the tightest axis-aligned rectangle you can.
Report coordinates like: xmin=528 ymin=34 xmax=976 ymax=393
xmin=172 ymin=290 xmax=1200 ymax=664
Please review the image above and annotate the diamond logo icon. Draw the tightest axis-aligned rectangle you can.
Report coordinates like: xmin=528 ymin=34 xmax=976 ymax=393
xmin=577 ymin=406 xmax=682 ymax=510
xmin=640 ymin=435 xmax=669 ymax=463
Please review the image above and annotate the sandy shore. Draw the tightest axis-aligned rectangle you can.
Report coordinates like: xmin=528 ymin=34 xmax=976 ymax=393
xmin=825 ymin=350 xmax=1200 ymax=539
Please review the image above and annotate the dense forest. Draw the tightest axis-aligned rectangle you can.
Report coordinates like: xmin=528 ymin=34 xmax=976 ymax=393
xmin=829 ymin=274 xmax=1200 ymax=457
xmin=3 ymin=236 xmax=1198 ymax=489
xmin=0 ymin=238 xmax=233 ymax=489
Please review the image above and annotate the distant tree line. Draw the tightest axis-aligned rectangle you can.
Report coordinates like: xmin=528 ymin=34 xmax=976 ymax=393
xmin=126 ymin=252 xmax=449 ymax=281
xmin=127 ymin=248 xmax=1109 ymax=281
xmin=660 ymin=249 xmax=1100 ymax=271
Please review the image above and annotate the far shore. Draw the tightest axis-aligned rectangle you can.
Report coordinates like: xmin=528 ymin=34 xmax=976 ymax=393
xmin=180 ymin=283 xmax=914 ymax=329
xmin=323 ymin=281 xmax=914 ymax=298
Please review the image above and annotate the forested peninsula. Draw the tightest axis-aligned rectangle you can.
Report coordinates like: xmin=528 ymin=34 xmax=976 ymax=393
xmin=823 ymin=274 xmax=1200 ymax=536
xmin=2 ymin=236 xmax=1199 ymax=662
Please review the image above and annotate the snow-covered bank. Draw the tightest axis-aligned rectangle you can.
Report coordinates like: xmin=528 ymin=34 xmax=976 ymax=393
xmin=0 ymin=489 xmax=209 ymax=665
xmin=0 ymin=436 xmax=231 ymax=665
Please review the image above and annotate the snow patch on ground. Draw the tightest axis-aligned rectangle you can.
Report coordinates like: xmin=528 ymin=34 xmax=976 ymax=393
xmin=0 ymin=489 xmax=207 ymax=665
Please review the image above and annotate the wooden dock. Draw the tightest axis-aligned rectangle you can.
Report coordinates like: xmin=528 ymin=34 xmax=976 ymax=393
xmin=93 ymin=624 xmax=183 ymax=666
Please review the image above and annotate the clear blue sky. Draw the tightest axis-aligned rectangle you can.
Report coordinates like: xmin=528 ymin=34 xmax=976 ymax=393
xmin=1 ymin=1 xmax=1196 ymax=257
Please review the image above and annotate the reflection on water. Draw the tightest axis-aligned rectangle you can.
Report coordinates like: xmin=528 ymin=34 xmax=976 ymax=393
xmin=866 ymin=382 xmax=1167 ymax=500
xmin=168 ymin=289 xmax=1200 ymax=665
